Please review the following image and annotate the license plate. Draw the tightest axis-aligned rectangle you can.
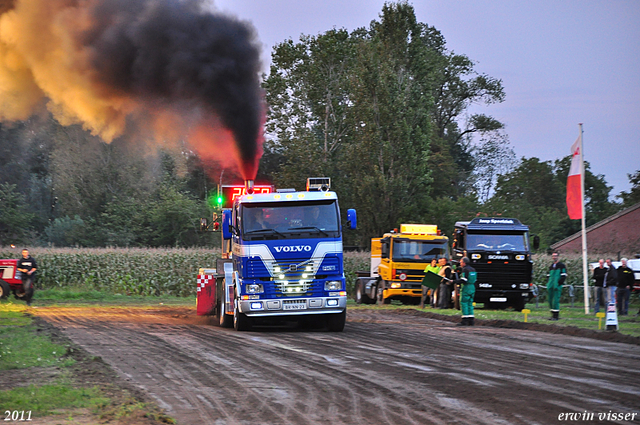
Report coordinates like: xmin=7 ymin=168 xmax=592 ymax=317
xmin=490 ymin=297 xmax=507 ymax=302
xmin=283 ymin=303 xmax=307 ymax=310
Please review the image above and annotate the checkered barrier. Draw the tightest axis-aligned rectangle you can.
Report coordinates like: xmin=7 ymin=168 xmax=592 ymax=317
xmin=197 ymin=274 xmax=214 ymax=292
xmin=196 ymin=274 xmax=216 ymax=316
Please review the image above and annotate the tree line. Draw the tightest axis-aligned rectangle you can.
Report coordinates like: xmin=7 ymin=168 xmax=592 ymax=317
xmin=0 ymin=2 xmax=637 ymax=250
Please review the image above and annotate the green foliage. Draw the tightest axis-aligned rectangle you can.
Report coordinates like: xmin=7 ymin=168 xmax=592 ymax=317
xmin=0 ymin=247 xmax=216 ymax=296
xmin=0 ymin=183 xmax=35 ymax=244
xmin=486 ymin=156 xmax=620 ymax=249
xmin=618 ymin=169 xmax=640 ymax=207
xmin=264 ymin=1 xmax=506 ymax=245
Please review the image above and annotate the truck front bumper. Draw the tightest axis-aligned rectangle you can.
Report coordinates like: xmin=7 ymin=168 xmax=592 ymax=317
xmin=238 ymin=296 xmax=347 ymax=317
xmin=474 ymin=290 xmax=534 ymax=303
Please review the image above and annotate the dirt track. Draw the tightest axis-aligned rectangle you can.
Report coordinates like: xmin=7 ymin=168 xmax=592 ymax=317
xmin=35 ymin=306 xmax=640 ymax=425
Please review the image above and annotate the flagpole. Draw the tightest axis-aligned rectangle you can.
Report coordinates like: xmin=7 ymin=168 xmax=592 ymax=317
xmin=579 ymin=123 xmax=589 ymax=314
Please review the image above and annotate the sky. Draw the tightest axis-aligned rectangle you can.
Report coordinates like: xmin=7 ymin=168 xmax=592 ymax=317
xmin=213 ymin=0 xmax=640 ymax=197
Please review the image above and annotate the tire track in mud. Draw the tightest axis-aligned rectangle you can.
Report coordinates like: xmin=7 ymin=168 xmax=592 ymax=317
xmin=342 ymin=313 xmax=640 ymax=422
xmin=35 ymin=307 xmax=640 ymax=425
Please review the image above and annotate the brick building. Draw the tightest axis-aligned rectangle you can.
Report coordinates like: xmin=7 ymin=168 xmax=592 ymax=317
xmin=551 ymin=202 xmax=640 ymax=255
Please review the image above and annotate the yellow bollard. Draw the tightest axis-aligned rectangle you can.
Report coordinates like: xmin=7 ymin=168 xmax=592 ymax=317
xmin=596 ymin=312 xmax=605 ymax=330
xmin=522 ymin=309 xmax=530 ymax=323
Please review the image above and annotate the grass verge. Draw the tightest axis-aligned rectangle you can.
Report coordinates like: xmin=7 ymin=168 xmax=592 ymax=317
xmin=0 ymin=303 xmax=175 ymax=424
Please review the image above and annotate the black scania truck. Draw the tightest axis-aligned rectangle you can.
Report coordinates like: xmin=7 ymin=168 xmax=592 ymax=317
xmin=452 ymin=217 xmax=535 ymax=311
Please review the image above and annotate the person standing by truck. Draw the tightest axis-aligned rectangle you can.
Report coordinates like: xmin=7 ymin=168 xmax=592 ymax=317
xmin=455 ymin=257 xmax=476 ymax=326
xmin=437 ymin=257 xmax=453 ymax=309
xmin=16 ymin=249 xmax=36 ymax=306
xmin=546 ymin=252 xmax=567 ymax=321
xmin=420 ymin=259 xmax=440 ymax=309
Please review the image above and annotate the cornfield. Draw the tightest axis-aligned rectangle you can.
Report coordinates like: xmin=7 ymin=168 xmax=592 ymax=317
xmin=0 ymin=247 xmax=371 ymax=297
xmin=0 ymin=248 xmax=622 ymax=301
xmin=0 ymin=247 xmax=217 ymax=296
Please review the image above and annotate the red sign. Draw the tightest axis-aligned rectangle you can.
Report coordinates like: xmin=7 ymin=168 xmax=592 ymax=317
xmin=219 ymin=185 xmax=273 ymax=209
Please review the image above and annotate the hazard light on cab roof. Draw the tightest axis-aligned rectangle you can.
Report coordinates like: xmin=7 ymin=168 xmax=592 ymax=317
xmin=400 ymin=224 xmax=438 ymax=234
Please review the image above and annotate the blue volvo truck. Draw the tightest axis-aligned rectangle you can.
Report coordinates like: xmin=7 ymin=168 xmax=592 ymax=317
xmin=197 ymin=178 xmax=356 ymax=331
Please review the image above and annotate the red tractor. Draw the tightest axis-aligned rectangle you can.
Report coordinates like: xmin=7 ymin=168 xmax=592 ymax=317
xmin=0 ymin=259 xmax=33 ymax=302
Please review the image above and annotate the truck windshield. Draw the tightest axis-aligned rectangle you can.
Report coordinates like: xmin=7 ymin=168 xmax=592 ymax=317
xmin=466 ymin=232 xmax=529 ymax=251
xmin=241 ymin=200 xmax=339 ymax=240
xmin=392 ymin=239 xmax=449 ymax=262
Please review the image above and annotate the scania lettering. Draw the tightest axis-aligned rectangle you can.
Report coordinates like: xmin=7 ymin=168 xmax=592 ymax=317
xmin=196 ymin=177 xmax=356 ymax=332
xmin=453 ymin=217 xmax=535 ymax=311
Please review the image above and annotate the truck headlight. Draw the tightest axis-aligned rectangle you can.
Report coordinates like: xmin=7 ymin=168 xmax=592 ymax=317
xmin=246 ymin=284 xmax=264 ymax=294
xmin=325 ymin=281 xmax=342 ymax=291
xmin=515 ymin=255 xmax=525 ymax=261
xmin=520 ymin=283 xmax=530 ymax=289
xmin=390 ymin=282 xmax=402 ymax=289
xmin=471 ymin=253 xmax=481 ymax=260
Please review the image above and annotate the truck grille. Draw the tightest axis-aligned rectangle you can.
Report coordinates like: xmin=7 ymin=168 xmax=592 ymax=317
xmin=472 ymin=262 xmax=531 ymax=287
xmin=265 ymin=259 xmax=322 ymax=297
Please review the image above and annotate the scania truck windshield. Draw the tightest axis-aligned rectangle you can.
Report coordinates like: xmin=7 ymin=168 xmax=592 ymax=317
xmin=391 ymin=239 xmax=449 ymax=262
xmin=241 ymin=200 xmax=339 ymax=240
xmin=466 ymin=232 xmax=529 ymax=251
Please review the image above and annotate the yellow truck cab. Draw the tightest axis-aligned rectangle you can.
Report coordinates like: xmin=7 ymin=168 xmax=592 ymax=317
xmin=356 ymin=224 xmax=449 ymax=305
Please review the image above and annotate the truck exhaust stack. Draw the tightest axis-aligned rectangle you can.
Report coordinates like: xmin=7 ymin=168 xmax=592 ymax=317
xmin=245 ymin=179 xmax=254 ymax=194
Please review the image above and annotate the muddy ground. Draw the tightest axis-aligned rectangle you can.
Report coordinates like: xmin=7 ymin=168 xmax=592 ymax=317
xmin=31 ymin=306 xmax=640 ymax=425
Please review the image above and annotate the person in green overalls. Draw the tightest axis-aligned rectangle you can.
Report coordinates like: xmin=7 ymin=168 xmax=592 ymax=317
xmin=455 ymin=257 xmax=476 ymax=326
xmin=546 ymin=252 xmax=567 ymax=321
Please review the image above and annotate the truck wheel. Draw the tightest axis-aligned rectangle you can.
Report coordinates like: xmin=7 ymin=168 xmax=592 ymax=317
xmin=0 ymin=280 xmax=10 ymax=299
xmin=326 ymin=310 xmax=346 ymax=332
xmin=355 ymin=285 xmax=363 ymax=304
xmin=217 ymin=297 xmax=233 ymax=328
xmin=233 ymin=300 xmax=252 ymax=331
xmin=377 ymin=283 xmax=390 ymax=306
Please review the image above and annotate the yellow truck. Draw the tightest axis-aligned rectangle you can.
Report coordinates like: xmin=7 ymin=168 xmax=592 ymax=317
xmin=355 ymin=224 xmax=449 ymax=305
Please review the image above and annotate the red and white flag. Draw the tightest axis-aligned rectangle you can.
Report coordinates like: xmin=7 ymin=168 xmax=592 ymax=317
xmin=566 ymin=134 xmax=582 ymax=219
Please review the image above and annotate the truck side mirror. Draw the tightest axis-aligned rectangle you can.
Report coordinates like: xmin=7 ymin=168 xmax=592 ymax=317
xmin=347 ymin=209 xmax=357 ymax=230
xmin=533 ymin=235 xmax=540 ymax=250
xmin=222 ymin=210 xmax=232 ymax=239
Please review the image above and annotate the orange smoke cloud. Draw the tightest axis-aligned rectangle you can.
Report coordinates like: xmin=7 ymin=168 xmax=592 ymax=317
xmin=0 ymin=0 xmax=264 ymax=178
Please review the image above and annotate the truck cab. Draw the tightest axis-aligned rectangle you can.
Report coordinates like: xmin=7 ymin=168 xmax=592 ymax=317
xmin=356 ymin=224 xmax=449 ymax=306
xmin=198 ymin=178 xmax=356 ymax=331
xmin=453 ymin=217 xmax=534 ymax=311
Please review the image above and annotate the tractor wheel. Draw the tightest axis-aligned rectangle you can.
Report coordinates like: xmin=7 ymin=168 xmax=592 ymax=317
xmin=326 ymin=310 xmax=346 ymax=332
xmin=0 ymin=280 xmax=10 ymax=299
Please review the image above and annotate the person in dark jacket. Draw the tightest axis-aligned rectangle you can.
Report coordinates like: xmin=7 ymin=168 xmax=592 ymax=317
xmin=455 ymin=257 xmax=476 ymax=326
xmin=16 ymin=249 xmax=37 ymax=306
xmin=437 ymin=257 xmax=453 ymax=309
xmin=616 ymin=258 xmax=634 ymax=316
xmin=604 ymin=258 xmax=618 ymax=306
xmin=546 ymin=252 xmax=567 ymax=320
xmin=592 ymin=259 xmax=607 ymax=314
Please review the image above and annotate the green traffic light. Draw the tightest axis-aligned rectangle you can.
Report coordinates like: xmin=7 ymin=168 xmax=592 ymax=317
xmin=217 ymin=196 xmax=223 ymax=205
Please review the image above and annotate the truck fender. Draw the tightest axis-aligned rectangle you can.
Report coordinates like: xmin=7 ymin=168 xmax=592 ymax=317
xmin=222 ymin=262 xmax=235 ymax=317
